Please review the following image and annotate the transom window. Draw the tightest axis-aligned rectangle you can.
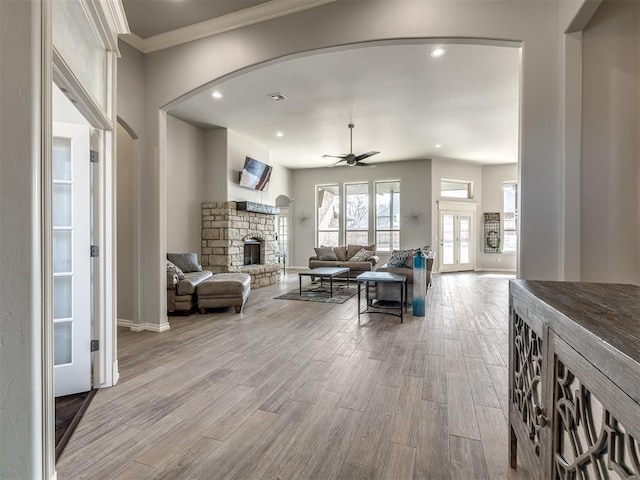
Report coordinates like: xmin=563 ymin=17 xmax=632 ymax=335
xmin=441 ymin=179 xmax=472 ymax=199
xmin=315 ymin=180 xmax=401 ymax=251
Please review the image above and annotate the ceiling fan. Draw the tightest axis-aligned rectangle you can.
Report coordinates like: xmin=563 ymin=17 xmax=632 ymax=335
xmin=323 ymin=123 xmax=379 ymax=167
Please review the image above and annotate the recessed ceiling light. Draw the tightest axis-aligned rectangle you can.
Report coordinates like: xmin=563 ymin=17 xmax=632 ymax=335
xmin=430 ymin=47 xmax=446 ymax=58
xmin=268 ymin=92 xmax=287 ymax=101
xmin=276 ymin=132 xmax=284 ymax=137
xmin=435 ymin=144 xmax=443 ymax=148
xmin=211 ymin=91 xmax=223 ymax=99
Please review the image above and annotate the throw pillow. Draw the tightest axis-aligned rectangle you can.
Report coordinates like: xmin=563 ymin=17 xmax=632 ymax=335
xmin=166 ymin=260 xmax=186 ymax=280
xmin=346 ymin=243 xmax=376 ymax=260
xmin=314 ymin=246 xmax=338 ymax=261
xmin=387 ymin=249 xmax=414 ymax=268
xmin=167 ymin=253 xmax=202 ymax=273
xmin=349 ymin=248 xmax=374 ymax=262
xmin=333 ymin=246 xmax=348 ymax=262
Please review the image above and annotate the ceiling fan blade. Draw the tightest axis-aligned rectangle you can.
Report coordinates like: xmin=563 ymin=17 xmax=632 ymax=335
xmin=354 ymin=151 xmax=380 ymax=161
xmin=354 ymin=162 xmax=376 ymax=168
xmin=323 ymin=154 xmax=348 ymax=159
xmin=328 ymin=159 xmax=346 ymax=167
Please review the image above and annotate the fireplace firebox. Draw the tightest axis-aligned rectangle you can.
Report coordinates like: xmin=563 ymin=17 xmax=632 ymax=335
xmin=244 ymin=238 xmax=261 ymax=265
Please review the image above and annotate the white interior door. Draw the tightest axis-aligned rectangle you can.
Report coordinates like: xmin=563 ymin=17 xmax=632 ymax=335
xmin=53 ymin=122 xmax=92 ymax=397
xmin=440 ymin=210 xmax=475 ymax=273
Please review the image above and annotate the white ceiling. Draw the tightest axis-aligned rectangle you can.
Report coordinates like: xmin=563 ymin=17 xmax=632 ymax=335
xmin=168 ymin=43 xmax=521 ymax=169
xmin=119 ymin=1 xmax=520 ymax=170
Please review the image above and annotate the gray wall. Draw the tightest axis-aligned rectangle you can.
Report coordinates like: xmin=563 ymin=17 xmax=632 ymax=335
xmin=117 ymin=123 xmax=136 ymax=321
xmin=166 ymin=115 xmax=207 ymax=254
xmin=204 ymin=128 xmax=228 ymax=201
xmin=290 ymin=160 xmax=431 ymax=267
xmin=117 ymin=39 xmax=146 ymax=326
xmin=0 ymin=1 xmax=45 ymax=476
xmin=582 ymin=0 xmax=640 ymax=283
xmin=480 ymin=164 xmax=518 ymax=271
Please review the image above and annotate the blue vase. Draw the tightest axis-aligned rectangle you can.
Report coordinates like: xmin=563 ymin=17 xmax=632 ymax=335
xmin=413 ymin=250 xmax=427 ymax=316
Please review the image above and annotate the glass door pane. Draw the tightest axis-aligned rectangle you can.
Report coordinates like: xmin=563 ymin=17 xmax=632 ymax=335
xmin=53 ymin=135 xmax=73 ymax=367
xmin=442 ymin=214 xmax=455 ymax=265
xmin=459 ymin=215 xmax=471 ymax=264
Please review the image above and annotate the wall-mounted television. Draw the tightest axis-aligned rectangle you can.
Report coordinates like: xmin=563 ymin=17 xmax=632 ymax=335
xmin=239 ymin=156 xmax=272 ymax=191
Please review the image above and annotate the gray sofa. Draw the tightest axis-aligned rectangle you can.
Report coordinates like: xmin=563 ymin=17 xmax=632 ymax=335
xmin=308 ymin=244 xmax=379 ymax=277
xmin=166 ymin=253 xmax=212 ymax=313
xmin=375 ymin=250 xmax=435 ymax=303
xmin=167 ymin=270 xmax=212 ymax=313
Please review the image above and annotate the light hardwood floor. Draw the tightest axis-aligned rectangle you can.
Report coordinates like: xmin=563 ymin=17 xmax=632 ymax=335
xmin=57 ymin=271 xmax=532 ymax=480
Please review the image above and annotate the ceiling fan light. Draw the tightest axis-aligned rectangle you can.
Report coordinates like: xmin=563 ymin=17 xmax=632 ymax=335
xmin=430 ymin=47 xmax=446 ymax=58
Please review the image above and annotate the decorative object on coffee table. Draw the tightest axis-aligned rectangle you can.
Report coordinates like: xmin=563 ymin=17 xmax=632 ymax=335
xmin=412 ymin=249 xmax=427 ymax=316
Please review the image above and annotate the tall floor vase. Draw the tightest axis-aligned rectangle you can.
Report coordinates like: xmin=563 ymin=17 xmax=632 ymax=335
xmin=413 ymin=250 xmax=427 ymax=316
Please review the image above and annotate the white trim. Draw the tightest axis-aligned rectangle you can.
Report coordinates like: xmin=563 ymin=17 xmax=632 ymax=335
xmin=42 ymin=1 xmax=55 ymax=477
xmin=52 ymin=48 xmax=112 ymax=130
xmin=80 ymin=0 xmax=130 ymax=53
xmin=117 ymin=318 xmax=133 ymax=328
xmin=118 ymin=319 xmax=171 ymax=333
xmin=120 ymin=32 xmax=145 ymax=52
xmin=112 ymin=359 xmax=120 ymax=386
xmin=474 ymin=268 xmax=517 ymax=273
xmin=50 ymin=472 xmax=57 ymax=480
xmin=120 ymin=0 xmax=337 ymax=54
xmin=437 ymin=200 xmax=479 ymax=212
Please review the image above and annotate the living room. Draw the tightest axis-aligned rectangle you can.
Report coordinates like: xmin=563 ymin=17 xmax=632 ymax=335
xmin=2 ymin=0 xmax=639 ymax=478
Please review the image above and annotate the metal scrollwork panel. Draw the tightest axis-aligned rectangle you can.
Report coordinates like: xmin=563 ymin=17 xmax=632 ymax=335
xmin=555 ymin=360 xmax=640 ymax=479
xmin=512 ymin=312 xmax=544 ymax=457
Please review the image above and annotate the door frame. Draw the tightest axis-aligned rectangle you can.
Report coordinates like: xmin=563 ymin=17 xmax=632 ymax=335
xmin=437 ymin=200 xmax=478 ymax=273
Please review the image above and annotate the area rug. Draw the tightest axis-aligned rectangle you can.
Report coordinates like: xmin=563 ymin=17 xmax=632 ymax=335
xmin=275 ymin=284 xmax=358 ymax=304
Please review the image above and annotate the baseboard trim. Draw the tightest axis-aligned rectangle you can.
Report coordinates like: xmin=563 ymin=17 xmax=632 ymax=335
xmin=112 ymin=360 xmax=120 ymax=386
xmin=117 ymin=319 xmax=171 ymax=332
xmin=474 ymin=268 xmax=517 ymax=273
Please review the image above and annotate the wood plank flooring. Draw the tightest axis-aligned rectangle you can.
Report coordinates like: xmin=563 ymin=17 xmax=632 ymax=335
xmin=57 ymin=271 xmax=533 ymax=479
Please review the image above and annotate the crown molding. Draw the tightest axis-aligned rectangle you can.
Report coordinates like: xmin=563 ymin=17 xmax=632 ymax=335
xmin=119 ymin=0 xmax=337 ymax=54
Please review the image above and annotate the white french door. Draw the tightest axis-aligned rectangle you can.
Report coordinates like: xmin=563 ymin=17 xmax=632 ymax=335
xmin=440 ymin=210 xmax=475 ymax=273
xmin=53 ymin=122 xmax=92 ymax=397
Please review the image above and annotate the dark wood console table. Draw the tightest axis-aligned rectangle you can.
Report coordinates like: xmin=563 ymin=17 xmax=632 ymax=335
xmin=509 ymin=280 xmax=640 ymax=479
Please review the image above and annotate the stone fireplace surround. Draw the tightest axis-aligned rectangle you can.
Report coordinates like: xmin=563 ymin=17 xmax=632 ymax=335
xmin=201 ymin=201 xmax=279 ymax=287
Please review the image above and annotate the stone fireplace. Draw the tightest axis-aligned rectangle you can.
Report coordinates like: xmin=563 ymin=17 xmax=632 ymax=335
xmin=201 ymin=201 xmax=279 ymax=287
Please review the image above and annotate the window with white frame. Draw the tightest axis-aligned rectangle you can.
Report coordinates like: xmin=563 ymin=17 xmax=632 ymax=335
xmin=315 ymin=181 xmax=401 ymax=250
xmin=375 ymin=181 xmax=400 ymax=251
xmin=316 ymin=185 xmax=340 ymax=246
xmin=441 ymin=180 xmax=472 ymax=199
xmin=503 ymin=182 xmax=518 ymax=252
xmin=345 ymin=183 xmax=369 ymax=245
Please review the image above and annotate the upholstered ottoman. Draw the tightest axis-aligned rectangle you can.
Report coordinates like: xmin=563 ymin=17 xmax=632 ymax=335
xmin=197 ymin=273 xmax=251 ymax=313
